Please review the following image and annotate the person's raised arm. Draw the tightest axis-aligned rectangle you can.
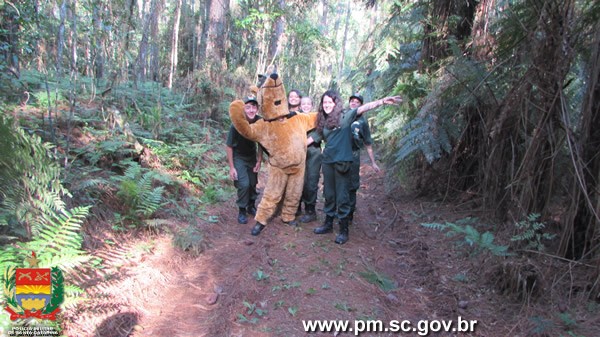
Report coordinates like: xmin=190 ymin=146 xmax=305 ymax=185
xmin=356 ymin=96 xmax=402 ymax=116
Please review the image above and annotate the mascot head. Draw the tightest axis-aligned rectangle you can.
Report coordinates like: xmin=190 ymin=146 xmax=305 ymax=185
xmin=251 ymin=68 xmax=289 ymax=121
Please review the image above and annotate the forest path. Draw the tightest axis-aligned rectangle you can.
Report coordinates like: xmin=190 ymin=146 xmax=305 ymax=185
xmin=66 ymin=160 xmax=508 ymax=337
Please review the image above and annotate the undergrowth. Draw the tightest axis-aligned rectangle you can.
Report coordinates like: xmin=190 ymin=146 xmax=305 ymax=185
xmin=0 ymin=70 xmax=234 ymax=333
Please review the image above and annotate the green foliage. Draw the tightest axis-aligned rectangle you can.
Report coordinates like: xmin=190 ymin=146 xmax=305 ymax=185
xmin=234 ymin=8 xmax=277 ymax=29
xmin=421 ymin=217 xmax=511 ymax=257
xmin=142 ymin=139 xmax=229 ymax=196
xmin=1 ymin=207 xmax=92 ymax=330
xmin=529 ymin=316 xmax=555 ymax=335
xmin=31 ymin=90 xmax=66 ymax=108
xmin=334 ymin=302 xmax=353 ymax=312
xmin=253 ymin=269 xmax=270 ymax=282
xmin=0 ymin=115 xmax=69 ymax=238
xmin=103 ymin=80 xmax=190 ymax=135
xmin=391 ymin=56 xmax=490 ymax=165
xmin=358 ymin=270 xmax=397 ymax=293
xmin=172 ymin=224 xmax=206 ymax=256
xmin=394 ymin=113 xmax=458 ymax=164
xmin=0 ymin=115 xmax=92 ymax=325
xmin=111 ymin=162 xmax=166 ymax=224
xmin=237 ymin=300 xmax=267 ymax=324
xmin=71 ymin=133 xmax=137 ymax=167
xmin=511 ymin=213 xmax=556 ymax=251
xmin=21 ymin=206 xmax=93 ymax=272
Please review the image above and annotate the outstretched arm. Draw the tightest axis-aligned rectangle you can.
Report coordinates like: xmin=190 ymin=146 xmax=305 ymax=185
xmin=356 ymin=96 xmax=402 ymax=117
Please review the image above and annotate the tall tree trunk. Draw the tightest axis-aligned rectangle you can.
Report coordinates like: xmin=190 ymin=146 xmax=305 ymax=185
xmin=66 ymin=0 xmax=78 ymax=167
xmin=471 ymin=0 xmax=496 ymax=61
xmin=149 ymin=0 xmax=164 ymax=82
xmin=205 ymin=0 xmax=228 ymax=71
xmin=33 ymin=0 xmax=42 ymax=72
xmin=168 ymin=0 xmax=183 ymax=89
xmin=267 ymin=0 xmax=285 ymax=65
xmin=188 ymin=0 xmax=197 ymax=72
xmin=336 ymin=0 xmax=351 ymax=86
xmin=319 ymin=0 xmax=328 ymax=35
xmin=196 ymin=0 xmax=210 ymax=69
xmin=136 ymin=0 xmax=163 ymax=83
xmin=121 ymin=0 xmax=137 ymax=83
xmin=136 ymin=1 xmax=150 ymax=84
xmin=57 ymin=0 xmax=68 ymax=75
xmin=92 ymin=0 xmax=104 ymax=79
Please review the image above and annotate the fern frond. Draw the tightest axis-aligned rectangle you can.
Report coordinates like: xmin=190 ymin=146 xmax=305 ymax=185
xmin=421 ymin=222 xmax=448 ymax=231
xmin=20 ymin=206 xmax=91 ymax=271
xmin=394 ymin=113 xmax=457 ymax=164
xmin=136 ymin=186 xmax=165 ymax=217
xmin=43 ymin=251 xmax=94 ymax=272
xmin=74 ymin=178 xmax=113 ymax=191
xmin=62 ymin=284 xmax=85 ymax=310
xmin=422 ymin=217 xmax=512 ymax=256
xmin=480 ymin=232 xmax=495 ymax=247
xmin=143 ymin=219 xmax=171 ymax=227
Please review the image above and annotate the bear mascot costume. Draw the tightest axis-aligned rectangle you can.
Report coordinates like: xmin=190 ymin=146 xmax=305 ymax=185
xmin=229 ymin=71 xmax=317 ymax=236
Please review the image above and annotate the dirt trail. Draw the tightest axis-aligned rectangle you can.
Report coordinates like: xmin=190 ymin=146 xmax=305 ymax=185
xmin=66 ymin=161 xmax=509 ymax=337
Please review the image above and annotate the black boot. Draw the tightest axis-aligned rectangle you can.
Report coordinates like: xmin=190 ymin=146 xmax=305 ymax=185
xmin=238 ymin=208 xmax=248 ymax=224
xmin=247 ymin=203 xmax=257 ymax=216
xmin=335 ymin=218 xmax=349 ymax=244
xmin=300 ymin=205 xmax=317 ymax=223
xmin=347 ymin=211 xmax=354 ymax=226
xmin=284 ymin=219 xmax=299 ymax=227
xmin=314 ymin=215 xmax=334 ymax=234
xmin=251 ymin=222 xmax=265 ymax=236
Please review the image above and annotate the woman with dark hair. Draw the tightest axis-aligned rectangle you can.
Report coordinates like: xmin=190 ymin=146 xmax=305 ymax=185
xmin=288 ymin=89 xmax=302 ymax=112
xmin=309 ymin=90 xmax=401 ymax=244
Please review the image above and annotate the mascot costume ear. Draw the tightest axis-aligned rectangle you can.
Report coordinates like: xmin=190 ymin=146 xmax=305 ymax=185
xmin=228 ymin=68 xmax=318 ymax=229
xmin=250 ymin=74 xmax=267 ymax=96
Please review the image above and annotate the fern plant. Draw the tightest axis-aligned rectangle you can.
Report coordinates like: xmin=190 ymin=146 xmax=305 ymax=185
xmin=511 ymin=213 xmax=556 ymax=251
xmin=173 ymin=224 xmax=206 ymax=256
xmin=111 ymin=161 xmax=165 ymax=225
xmin=392 ymin=72 xmax=464 ymax=164
xmin=0 ymin=114 xmax=93 ymax=273
xmin=22 ymin=206 xmax=93 ymax=271
xmin=358 ymin=270 xmax=397 ymax=293
xmin=394 ymin=113 xmax=457 ymax=164
xmin=421 ymin=217 xmax=511 ymax=256
xmin=0 ymin=115 xmax=69 ymax=239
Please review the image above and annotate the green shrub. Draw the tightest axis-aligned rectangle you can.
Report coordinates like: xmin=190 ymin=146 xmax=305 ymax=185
xmin=422 ymin=217 xmax=511 ymax=257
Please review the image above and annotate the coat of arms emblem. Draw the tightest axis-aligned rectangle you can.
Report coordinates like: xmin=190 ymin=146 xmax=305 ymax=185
xmin=3 ymin=252 xmax=64 ymax=320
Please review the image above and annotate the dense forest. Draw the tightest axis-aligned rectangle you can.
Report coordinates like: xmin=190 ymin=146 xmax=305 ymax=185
xmin=1 ymin=0 xmax=600 ymax=334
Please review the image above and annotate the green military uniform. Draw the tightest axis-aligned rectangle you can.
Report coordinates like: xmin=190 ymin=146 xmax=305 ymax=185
xmin=349 ymin=115 xmax=374 ymax=219
xmin=226 ymin=116 xmax=261 ymax=210
xmin=301 ymin=129 xmax=322 ymax=214
xmin=321 ymin=108 xmax=357 ymax=221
